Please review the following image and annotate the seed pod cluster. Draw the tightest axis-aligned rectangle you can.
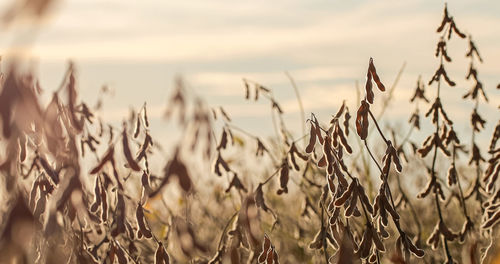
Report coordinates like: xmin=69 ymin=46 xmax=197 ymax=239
xmin=482 ymin=204 xmax=500 ymax=230
xmin=417 ymin=175 xmax=445 ymax=201
xmin=464 ymin=61 xmax=488 ymax=102
xmin=410 ymin=76 xmax=429 ymax=103
xmin=468 ymin=143 xmax=485 ymax=166
xmin=365 ymin=58 xmax=385 ymax=104
xmin=435 ymin=38 xmax=452 ymax=62
xmin=418 ymin=132 xmax=450 ymax=158
xmin=408 ymin=111 xmax=420 ymax=130
xmin=395 ymin=233 xmax=425 ymax=262
xmin=90 ymin=175 xmax=108 ymax=221
xmin=154 ymin=241 xmax=170 ymax=264
xmin=356 ymin=225 xmax=385 ymax=259
xmin=242 ymin=79 xmax=270 ymax=102
xmin=225 ymin=173 xmax=248 ymax=193
xmin=288 ymin=142 xmax=307 ymax=171
xmin=484 ymin=152 xmax=500 ymax=193
xmin=373 ymin=185 xmax=400 ymax=227
xmin=213 ymin=152 xmax=231 ymax=176
xmin=110 ymin=241 xmax=128 ymax=264
xmin=333 ymin=179 xmax=364 ymax=218
xmin=355 ymin=100 xmax=370 ymax=140
xmin=428 ymin=64 xmax=456 ymax=87
xmin=29 ymin=177 xmax=53 ymax=219
xmin=149 ymin=149 xmax=193 ymax=197
xmin=426 ymin=221 xmax=459 ymax=250
xmin=308 ymin=226 xmax=336 ymax=250
xmin=136 ymin=133 xmax=153 ymax=162
xmin=382 ymin=141 xmax=402 ymax=175
xmin=305 ymin=115 xmax=324 ymax=154
xmin=436 ymin=4 xmax=466 ymax=39
xmin=258 ymin=234 xmax=280 ymax=264
xmin=489 ymin=122 xmax=500 ymax=153
xmin=330 ymin=107 xmax=352 ymax=154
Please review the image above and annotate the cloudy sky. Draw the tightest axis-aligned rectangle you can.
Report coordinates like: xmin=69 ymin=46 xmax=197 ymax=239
xmin=0 ymin=0 xmax=499 ymax=145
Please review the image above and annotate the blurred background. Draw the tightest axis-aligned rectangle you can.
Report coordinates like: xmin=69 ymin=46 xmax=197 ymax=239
xmin=0 ymin=0 xmax=498 ymax=144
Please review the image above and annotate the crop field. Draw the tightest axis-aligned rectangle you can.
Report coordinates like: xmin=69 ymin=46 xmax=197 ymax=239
xmin=0 ymin=1 xmax=499 ymax=264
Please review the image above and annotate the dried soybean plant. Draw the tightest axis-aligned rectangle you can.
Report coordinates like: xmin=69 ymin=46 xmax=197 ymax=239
xmin=0 ymin=62 xmax=217 ymax=263
xmin=414 ymin=4 xmax=487 ymax=263
xmin=300 ymin=58 xmax=424 ymax=264
xmin=463 ymin=34 xmax=488 ymax=214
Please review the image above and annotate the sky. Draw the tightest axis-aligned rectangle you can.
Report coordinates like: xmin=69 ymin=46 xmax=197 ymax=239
xmin=0 ymin=0 xmax=499 ymax=147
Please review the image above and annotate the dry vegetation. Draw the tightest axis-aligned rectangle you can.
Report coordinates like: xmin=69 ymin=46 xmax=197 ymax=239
xmin=0 ymin=3 xmax=500 ymax=264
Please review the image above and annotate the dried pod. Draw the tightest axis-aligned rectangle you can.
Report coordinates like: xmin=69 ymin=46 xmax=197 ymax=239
xmin=90 ymin=176 xmax=101 ymax=213
xmin=38 ymin=156 xmax=59 ymax=184
xmin=365 ymin=68 xmax=374 ymax=104
xmin=337 ymin=125 xmax=352 ymax=154
xmin=243 ymin=79 xmax=250 ymax=99
xmin=255 ymin=184 xmax=271 ymax=213
xmin=335 ymin=179 xmax=356 ymax=207
xmin=355 ymin=100 xmax=370 ymax=140
xmin=90 ymin=146 xmax=115 ymax=174
xmin=277 ymin=162 xmax=289 ymax=195
xmin=344 ymin=189 xmax=358 ymax=218
xmin=447 ymin=164 xmax=457 ymax=186
xmin=122 ymin=125 xmax=141 ymax=171
xmin=369 ymin=58 xmax=385 ymax=92
xmin=136 ymin=204 xmax=153 ymax=239
xmin=258 ymin=234 xmax=272 ymax=263
xmin=212 ymin=152 xmax=231 ymax=176
xmin=437 ymin=5 xmax=450 ymax=32
xmin=112 ymin=242 xmax=129 ymax=264
xmin=111 ymin=193 xmax=126 ymax=236
xmin=225 ymin=174 xmax=248 ymax=193
xmin=308 ymin=229 xmax=324 ymax=250
xmin=217 ymin=129 xmax=228 ymax=150
xmin=344 ymin=108 xmax=351 ymax=136
xmin=133 ymin=115 xmax=141 ymax=138
xmin=154 ymin=241 xmax=170 ymax=264
xmin=357 ymin=185 xmax=373 ymax=214
xmin=482 ymin=210 xmax=500 ymax=229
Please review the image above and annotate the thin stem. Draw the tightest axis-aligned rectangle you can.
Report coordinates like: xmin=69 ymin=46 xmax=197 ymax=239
xmin=285 ymin=71 xmax=306 ymax=147
xmin=321 ymin=201 xmax=330 ymax=264
xmin=452 ymin=145 xmax=469 ymax=218
xmin=377 ymin=62 xmax=407 ymax=120
xmin=364 ymin=140 xmax=383 ymax=176
xmin=428 ymin=52 xmax=453 ymax=260
xmin=262 ymin=167 xmax=281 ymax=185
xmin=368 ymin=110 xmax=389 ymax=144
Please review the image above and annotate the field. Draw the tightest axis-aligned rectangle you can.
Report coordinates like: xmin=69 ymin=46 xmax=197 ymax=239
xmin=0 ymin=1 xmax=499 ymax=264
